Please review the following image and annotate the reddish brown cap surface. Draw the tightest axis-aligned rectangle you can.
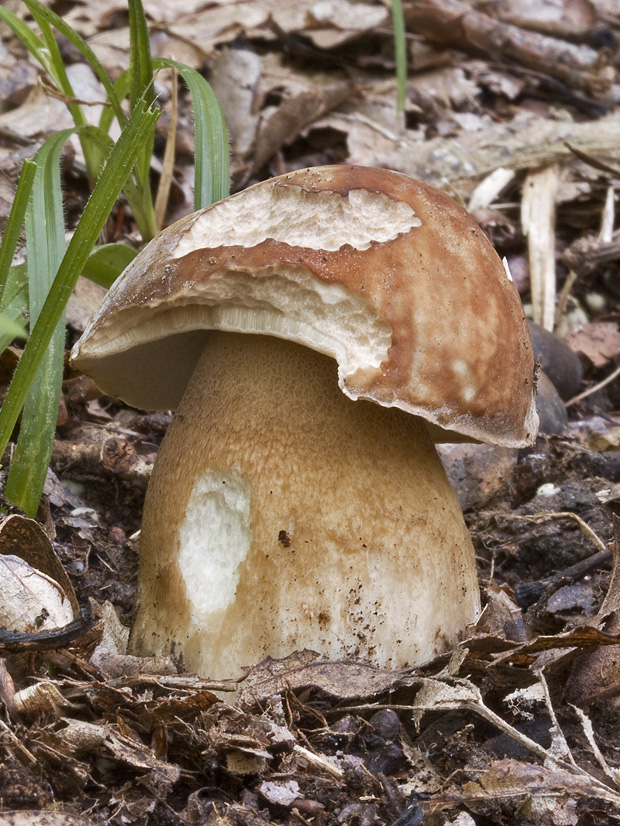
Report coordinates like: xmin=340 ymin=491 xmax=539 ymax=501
xmin=71 ymin=165 xmax=538 ymax=447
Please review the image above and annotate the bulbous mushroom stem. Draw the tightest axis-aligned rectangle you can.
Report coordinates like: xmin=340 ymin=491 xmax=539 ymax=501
xmin=130 ymin=332 xmax=481 ymax=678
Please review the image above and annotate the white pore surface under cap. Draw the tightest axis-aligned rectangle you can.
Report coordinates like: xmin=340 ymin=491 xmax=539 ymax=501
xmin=177 ymin=468 xmax=252 ymax=620
xmin=84 ymin=265 xmax=393 ymax=396
xmin=172 ymin=184 xmax=422 ymax=256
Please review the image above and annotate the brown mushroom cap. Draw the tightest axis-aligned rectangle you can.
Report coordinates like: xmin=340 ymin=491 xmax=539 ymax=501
xmin=71 ymin=165 xmax=538 ymax=448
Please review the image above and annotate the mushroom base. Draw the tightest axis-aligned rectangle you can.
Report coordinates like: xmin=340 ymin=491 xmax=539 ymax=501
xmin=130 ymin=332 xmax=481 ymax=678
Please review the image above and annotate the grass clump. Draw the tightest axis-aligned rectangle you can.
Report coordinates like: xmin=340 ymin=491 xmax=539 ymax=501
xmin=0 ymin=0 xmax=230 ymax=515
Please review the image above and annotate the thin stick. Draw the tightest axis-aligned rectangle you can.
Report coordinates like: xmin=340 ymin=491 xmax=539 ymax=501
xmin=154 ymin=68 xmax=178 ymax=231
xmin=565 ymin=362 xmax=620 ymax=407
xmin=554 ymin=269 xmax=578 ymax=329
xmin=293 ymin=744 xmax=344 ymax=778
xmin=0 ymin=718 xmax=37 ymax=765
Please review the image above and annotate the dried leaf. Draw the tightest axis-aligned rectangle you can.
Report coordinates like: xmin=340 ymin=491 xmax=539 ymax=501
xmin=259 ymin=779 xmax=301 ymax=807
xmin=0 ymin=555 xmax=73 ymax=633
xmin=313 ymin=108 xmax=620 ymax=198
xmin=462 ymin=757 xmax=608 ymax=804
xmin=13 ymin=681 xmax=77 ymax=717
xmin=251 ymin=53 xmax=354 ymax=174
xmin=565 ymin=321 xmax=620 ymax=367
xmin=57 ymin=719 xmax=180 ymax=793
xmin=240 ymin=650 xmax=409 ymax=705
xmin=492 ymin=0 xmax=596 ymax=32
xmin=0 ymin=515 xmax=79 ymax=616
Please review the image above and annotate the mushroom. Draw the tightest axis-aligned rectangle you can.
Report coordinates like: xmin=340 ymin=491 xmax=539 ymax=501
xmin=71 ymin=165 xmax=538 ymax=679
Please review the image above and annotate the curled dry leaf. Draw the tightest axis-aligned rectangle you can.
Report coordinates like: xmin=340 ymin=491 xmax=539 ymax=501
xmin=212 ymin=50 xmax=355 ymax=180
xmin=0 ymin=515 xmax=79 ymax=616
xmin=56 ymin=719 xmax=181 ymax=794
xmin=79 ymin=0 xmax=387 ymax=77
xmin=12 ymin=682 xmax=77 ymax=718
xmin=0 ymin=555 xmax=73 ymax=634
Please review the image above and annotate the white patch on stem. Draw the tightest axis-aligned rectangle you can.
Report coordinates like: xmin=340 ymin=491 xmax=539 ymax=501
xmin=177 ymin=468 xmax=252 ymax=617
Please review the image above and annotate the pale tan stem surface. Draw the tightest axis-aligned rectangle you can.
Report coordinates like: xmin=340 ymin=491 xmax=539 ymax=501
xmin=130 ymin=333 xmax=480 ymax=679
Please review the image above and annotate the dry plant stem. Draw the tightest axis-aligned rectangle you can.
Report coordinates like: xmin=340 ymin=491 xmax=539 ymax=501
xmin=0 ymin=658 xmax=17 ymax=720
xmin=534 ymin=668 xmax=577 ymax=768
xmin=595 ymin=514 xmax=620 ymax=626
xmin=459 ymin=698 xmax=620 ymax=805
xmin=572 ymin=704 xmax=620 ymax=786
xmin=564 ymin=140 xmax=620 ymax=177
xmin=521 ymin=164 xmax=559 ymax=332
xmin=554 ymin=270 xmax=577 ymax=329
xmin=0 ymin=718 xmax=37 ymax=765
xmin=515 ymin=546 xmax=612 ymax=609
xmin=511 ymin=513 xmax=608 ymax=607
xmin=467 ymin=167 xmax=515 ymax=212
xmin=600 ymin=185 xmax=616 ymax=243
xmin=403 ymin=0 xmax=618 ymax=100
xmin=51 ymin=428 xmax=153 ymax=485
xmin=563 ymin=233 xmax=620 ymax=277
xmin=565 ymin=362 xmax=620 ymax=407
xmin=509 ymin=511 xmax=607 ymax=554
xmin=154 ymin=69 xmax=178 ymax=231
xmin=103 ymin=673 xmax=239 ymax=693
xmin=394 ymin=111 xmax=620 ymax=197
xmin=566 ymin=517 xmax=620 ymax=706
xmin=131 ymin=333 xmax=480 ymax=679
xmin=293 ymin=744 xmax=344 ymax=779
xmin=336 ymin=681 xmax=620 ymax=806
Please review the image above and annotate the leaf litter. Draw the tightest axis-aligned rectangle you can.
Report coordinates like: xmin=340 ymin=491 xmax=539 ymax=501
xmin=3 ymin=0 xmax=620 ymax=823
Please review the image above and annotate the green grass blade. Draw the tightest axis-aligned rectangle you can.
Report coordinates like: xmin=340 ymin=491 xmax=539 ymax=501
xmin=127 ymin=0 xmax=156 ymax=235
xmin=0 ymin=314 xmax=27 ymax=340
xmin=0 ymin=101 xmax=160 ymax=469
xmin=0 ymin=272 xmax=29 ymax=354
xmin=0 ymin=159 xmax=36 ymax=306
xmin=391 ymin=0 xmax=408 ymax=115
xmin=0 ymin=6 xmax=47 ymax=68
xmin=5 ymin=130 xmax=71 ymax=514
xmin=20 ymin=4 xmax=107 ymax=182
xmin=128 ymin=0 xmax=155 ymax=112
xmin=18 ymin=0 xmax=127 ymax=128
xmin=37 ymin=17 xmax=88 ymax=129
xmin=98 ymin=70 xmax=131 ymax=136
xmin=2 ymin=2 xmax=155 ymax=238
xmin=0 ymin=262 xmax=29 ymax=353
xmin=155 ymin=58 xmax=230 ymax=208
xmin=95 ymin=70 xmax=156 ymax=239
xmin=82 ymin=243 xmax=138 ymax=289
xmin=1 ymin=264 xmax=28 ymax=313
